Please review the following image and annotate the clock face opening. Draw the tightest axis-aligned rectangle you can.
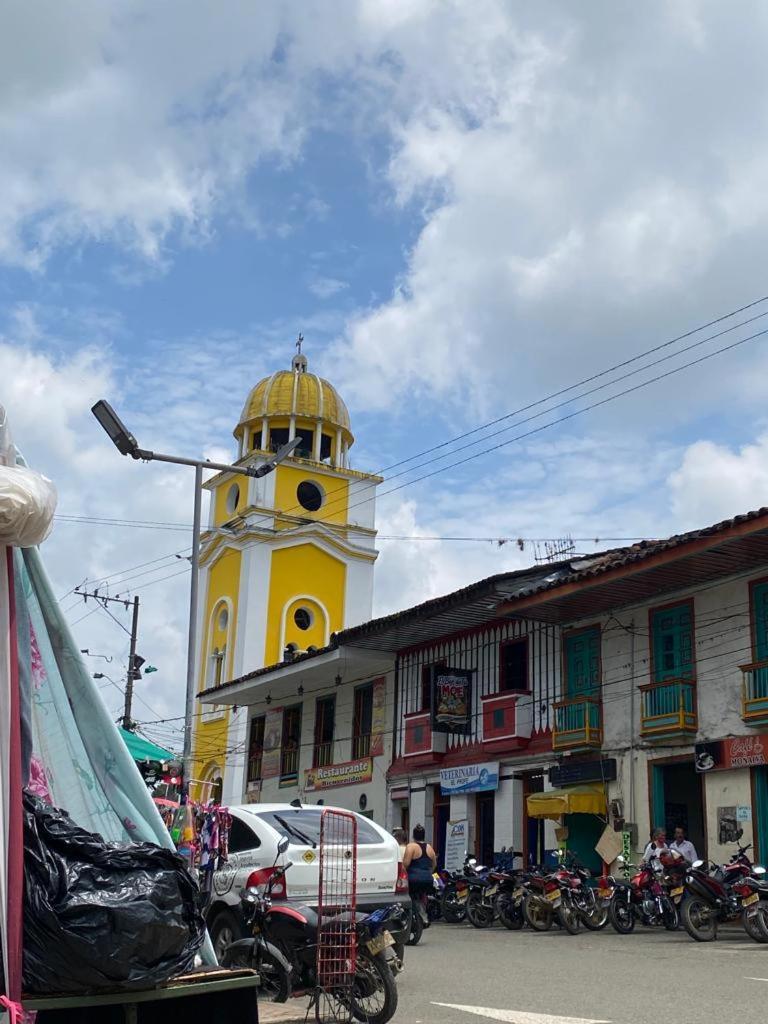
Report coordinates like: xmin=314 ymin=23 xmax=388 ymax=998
xmin=294 ymin=607 xmax=313 ymax=631
xmin=297 ymin=480 xmax=323 ymax=512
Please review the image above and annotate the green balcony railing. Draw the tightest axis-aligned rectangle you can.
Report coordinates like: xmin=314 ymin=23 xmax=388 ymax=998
xmin=741 ymin=659 xmax=768 ymax=726
xmin=553 ymin=695 xmax=602 ymax=750
xmin=640 ymin=679 xmax=697 ymax=738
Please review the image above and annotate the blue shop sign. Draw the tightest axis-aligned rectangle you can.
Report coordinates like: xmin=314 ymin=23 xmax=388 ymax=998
xmin=439 ymin=762 xmax=499 ymax=795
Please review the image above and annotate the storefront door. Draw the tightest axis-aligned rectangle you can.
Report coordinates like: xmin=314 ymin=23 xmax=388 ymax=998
xmin=755 ymin=766 xmax=768 ymax=863
xmin=651 ymin=759 xmax=705 ymax=858
xmin=563 ymin=813 xmax=604 ymax=873
xmin=476 ymin=791 xmax=495 ymax=865
xmin=523 ymin=771 xmax=546 ymax=867
xmin=433 ymin=797 xmax=450 ymax=868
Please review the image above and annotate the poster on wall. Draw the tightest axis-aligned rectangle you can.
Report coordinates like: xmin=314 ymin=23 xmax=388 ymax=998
xmin=718 ymin=806 xmax=740 ymax=844
xmin=369 ymin=677 xmax=387 ymax=757
xmin=261 ymin=705 xmax=283 ymax=780
xmin=304 ymin=757 xmax=373 ymax=792
xmin=444 ymin=819 xmax=468 ymax=873
xmin=439 ymin=762 xmax=499 ymax=794
xmin=432 ymin=667 xmax=473 ymax=734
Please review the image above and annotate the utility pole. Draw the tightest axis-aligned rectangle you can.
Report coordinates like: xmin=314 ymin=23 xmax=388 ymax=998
xmin=74 ymin=587 xmax=142 ymax=730
xmin=123 ymin=595 xmax=141 ymax=731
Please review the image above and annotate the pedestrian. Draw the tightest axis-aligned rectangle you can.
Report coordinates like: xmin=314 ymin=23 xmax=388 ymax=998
xmin=669 ymin=825 xmax=698 ymax=864
xmin=642 ymin=827 xmax=668 ymax=869
xmin=403 ymin=824 xmax=437 ymax=920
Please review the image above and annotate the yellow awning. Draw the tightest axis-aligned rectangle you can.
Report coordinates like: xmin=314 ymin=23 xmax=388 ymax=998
xmin=526 ymin=783 xmax=606 ymax=820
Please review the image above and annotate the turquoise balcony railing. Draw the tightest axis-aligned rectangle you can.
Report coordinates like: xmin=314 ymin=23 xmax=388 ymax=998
xmin=640 ymin=679 xmax=697 ymax=738
xmin=552 ymin=695 xmax=602 ymax=751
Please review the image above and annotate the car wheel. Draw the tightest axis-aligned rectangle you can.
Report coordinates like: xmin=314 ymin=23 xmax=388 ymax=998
xmin=210 ymin=908 xmax=244 ymax=963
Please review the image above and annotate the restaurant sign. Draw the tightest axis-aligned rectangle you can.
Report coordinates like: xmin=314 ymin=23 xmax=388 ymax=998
xmin=439 ymin=762 xmax=499 ymax=795
xmin=695 ymin=734 xmax=768 ymax=773
xmin=432 ymin=667 xmax=473 ymax=735
xmin=304 ymin=757 xmax=373 ymax=792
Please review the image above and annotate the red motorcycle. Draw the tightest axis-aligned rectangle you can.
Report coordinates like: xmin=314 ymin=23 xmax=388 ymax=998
xmin=605 ymin=853 xmax=684 ymax=934
xmin=683 ymin=836 xmax=767 ymax=942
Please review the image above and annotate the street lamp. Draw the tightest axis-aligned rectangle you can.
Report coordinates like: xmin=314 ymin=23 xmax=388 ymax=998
xmin=91 ymin=399 xmax=301 ymax=793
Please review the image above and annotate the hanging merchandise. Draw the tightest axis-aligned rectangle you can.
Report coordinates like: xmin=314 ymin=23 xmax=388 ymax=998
xmin=22 ymin=792 xmax=206 ymax=995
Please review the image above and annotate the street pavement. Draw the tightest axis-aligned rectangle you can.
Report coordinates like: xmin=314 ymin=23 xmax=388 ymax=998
xmin=396 ymin=920 xmax=768 ymax=1024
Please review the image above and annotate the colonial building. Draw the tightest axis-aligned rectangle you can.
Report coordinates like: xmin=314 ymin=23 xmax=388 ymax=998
xmin=189 ymin=345 xmax=381 ymax=801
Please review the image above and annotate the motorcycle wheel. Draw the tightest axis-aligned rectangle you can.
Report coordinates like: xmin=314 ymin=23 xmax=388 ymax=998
xmin=350 ymin=951 xmax=399 ymax=1024
xmin=407 ymin=907 xmax=423 ymax=946
xmin=221 ymin=943 xmax=290 ymax=1003
xmin=578 ymin=894 xmax=609 ymax=931
xmin=466 ymin=893 xmax=494 ymax=929
xmin=608 ymin=896 xmax=635 ymax=935
xmin=682 ymin=897 xmax=718 ymax=942
xmin=497 ymin=897 xmax=525 ymax=931
xmin=522 ymin=895 xmax=553 ymax=931
xmin=440 ymin=887 xmax=467 ymax=924
xmin=662 ymin=902 xmax=680 ymax=931
xmin=427 ymin=896 xmax=442 ymax=922
xmin=556 ymin=900 xmax=581 ymax=935
xmin=743 ymin=906 xmax=768 ymax=944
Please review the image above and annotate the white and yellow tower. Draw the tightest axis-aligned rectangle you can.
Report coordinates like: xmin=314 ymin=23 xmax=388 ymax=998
xmin=190 ymin=344 xmax=380 ymax=801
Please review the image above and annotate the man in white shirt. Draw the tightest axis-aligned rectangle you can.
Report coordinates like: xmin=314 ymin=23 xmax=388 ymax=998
xmin=642 ymin=827 xmax=669 ymax=869
xmin=669 ymin=826 xmax=698 ymax=864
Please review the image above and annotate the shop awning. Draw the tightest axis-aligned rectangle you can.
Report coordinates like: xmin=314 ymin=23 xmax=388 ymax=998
xmin=526 ymin=783 xmax=606 ymax=819
xmin=119 ymin=727 xmax=175 ymax=764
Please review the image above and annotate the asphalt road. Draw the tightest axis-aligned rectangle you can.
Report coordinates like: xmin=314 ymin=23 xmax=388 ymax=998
xmin=396 ymin=920 xmax=768 ymax=1024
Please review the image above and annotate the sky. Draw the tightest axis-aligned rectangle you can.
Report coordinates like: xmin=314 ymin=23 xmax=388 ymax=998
xmin=4 ymin=0 xmax=768 ymax=753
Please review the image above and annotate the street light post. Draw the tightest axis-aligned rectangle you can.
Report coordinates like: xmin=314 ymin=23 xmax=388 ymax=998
xmin=91 ymin=399 xmax=300 ymax=796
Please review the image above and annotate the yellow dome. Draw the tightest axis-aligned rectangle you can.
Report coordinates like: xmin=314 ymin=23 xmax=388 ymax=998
xmin=235 ymin=352 xmax=353 ymax=447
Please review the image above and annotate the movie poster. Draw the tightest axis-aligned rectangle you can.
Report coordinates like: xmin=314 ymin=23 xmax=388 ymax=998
xmin=432 ymin=667 xmax=472 ymax=734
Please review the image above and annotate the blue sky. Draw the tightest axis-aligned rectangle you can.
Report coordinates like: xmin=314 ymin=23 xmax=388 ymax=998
xmin=3 ymin=1 xmax=768 ymax=746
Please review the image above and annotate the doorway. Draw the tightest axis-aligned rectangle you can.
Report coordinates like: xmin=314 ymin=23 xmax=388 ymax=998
xmin=476 ymin=791 xmax=495 ymax=865
xmin=651 ymin=759 xmax=705 ymax=858
xmin=522 ymin=771 xmax=546 ymax=867
xmin=563 ymin=814 xmax=604 ymax=874
xmin=755 ymin=766 xmax=768 ymax=863
xmin=433 ymin=796 xmax=450 ymax=869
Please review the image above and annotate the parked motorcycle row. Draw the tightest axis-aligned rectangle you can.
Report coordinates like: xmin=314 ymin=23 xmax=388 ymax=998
xmin=221 ymin=836 xmax=404 ymax=1024
xmin=415 ymin=836 xmax=768 ymax=943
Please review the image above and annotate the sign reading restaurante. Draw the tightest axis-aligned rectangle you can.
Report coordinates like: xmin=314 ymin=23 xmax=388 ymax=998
xmin=304 ymin=757 xmax=373 ymax=791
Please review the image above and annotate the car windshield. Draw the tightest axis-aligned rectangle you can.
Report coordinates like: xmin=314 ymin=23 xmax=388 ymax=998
xmin=255 ymin=809 xmax=384 ymax=846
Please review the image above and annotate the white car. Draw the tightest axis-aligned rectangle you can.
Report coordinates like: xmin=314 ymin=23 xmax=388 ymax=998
xmin=205 ymin=803 xmax=411 ymax=960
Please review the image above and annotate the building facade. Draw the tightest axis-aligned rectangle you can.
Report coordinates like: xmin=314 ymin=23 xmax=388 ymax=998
xmin=198 ymin=499 xmax=768 ymax=869
xmin=189 ymin=346 xmax=380 ymax=801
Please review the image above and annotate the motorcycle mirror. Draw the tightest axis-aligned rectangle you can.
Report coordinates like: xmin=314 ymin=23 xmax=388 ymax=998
xmin=616 ymin=855 xmax=625 ymax=864
xmin=692 ymin=859 xmax=704 ymax=869
xmin=278 ymin=835 xmax=290 ymax=855
xmin=754 ymin=865 xmax=767 ymax=875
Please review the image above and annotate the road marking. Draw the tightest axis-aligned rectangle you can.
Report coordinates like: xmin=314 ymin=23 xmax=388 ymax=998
xmin=431 ymin=1004 xmax=611 ymax=1024
xmin=745 ymin=977 xmax=768 ymax=982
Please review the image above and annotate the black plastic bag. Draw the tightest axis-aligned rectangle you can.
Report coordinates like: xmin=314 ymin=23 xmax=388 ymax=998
xmin=22 ymin=792 xmax=205 ymax=995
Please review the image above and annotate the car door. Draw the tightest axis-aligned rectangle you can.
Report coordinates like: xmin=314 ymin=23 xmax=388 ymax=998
xmin=213 ymin=813 xmax=267 ymax=896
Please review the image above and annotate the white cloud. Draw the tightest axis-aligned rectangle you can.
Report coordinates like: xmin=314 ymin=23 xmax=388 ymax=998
xmin=308 ymin=276 xmax=349 ymax=300
xmin=668 ymin=434 xmax=768 ymax=528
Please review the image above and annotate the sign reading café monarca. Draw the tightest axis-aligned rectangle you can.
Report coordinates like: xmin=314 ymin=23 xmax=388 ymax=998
xmin=304 ymin=757 xmax=373 ymax=792
xmin=439 ymin=762 xmax=499 ymax=794
xmin=695 ymin=734 xmax=768 ymax=772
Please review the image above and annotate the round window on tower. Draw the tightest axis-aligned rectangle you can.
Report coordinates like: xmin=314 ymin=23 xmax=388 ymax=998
xmin=294 ymin=607 xmax=313 ymax=631
xmin=217 ymin=606 xmax=229 ymax=632
xmin=297 ymin=480 xmax=323 ymax=512
xmin=226 ymin=483 xmax=240 ymax=515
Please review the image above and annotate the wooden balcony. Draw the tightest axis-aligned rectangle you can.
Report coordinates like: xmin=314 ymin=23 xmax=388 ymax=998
xmin=640 ymin=679 xmax=697 ymax=739
xmin=552 ymin=695 xmax=602 ymax=751
xmin=740 ymin=660 xmax=768 ymax=727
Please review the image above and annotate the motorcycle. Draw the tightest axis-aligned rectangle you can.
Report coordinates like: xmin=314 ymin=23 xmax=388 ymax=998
xmin=517 ymin=866 xmax=580 ymax=933
xmin=222 ymin=836 xmax=402 ymax=1024
xmin=440 ymin=856 xmax=485 ymax=925
xmin=605 ymin=853 xmax=685 ymax=934
xmin=682 ymin=836 xmax=767 ymax=942
xmin=555 ymin=857 xmax=608 ymax=931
